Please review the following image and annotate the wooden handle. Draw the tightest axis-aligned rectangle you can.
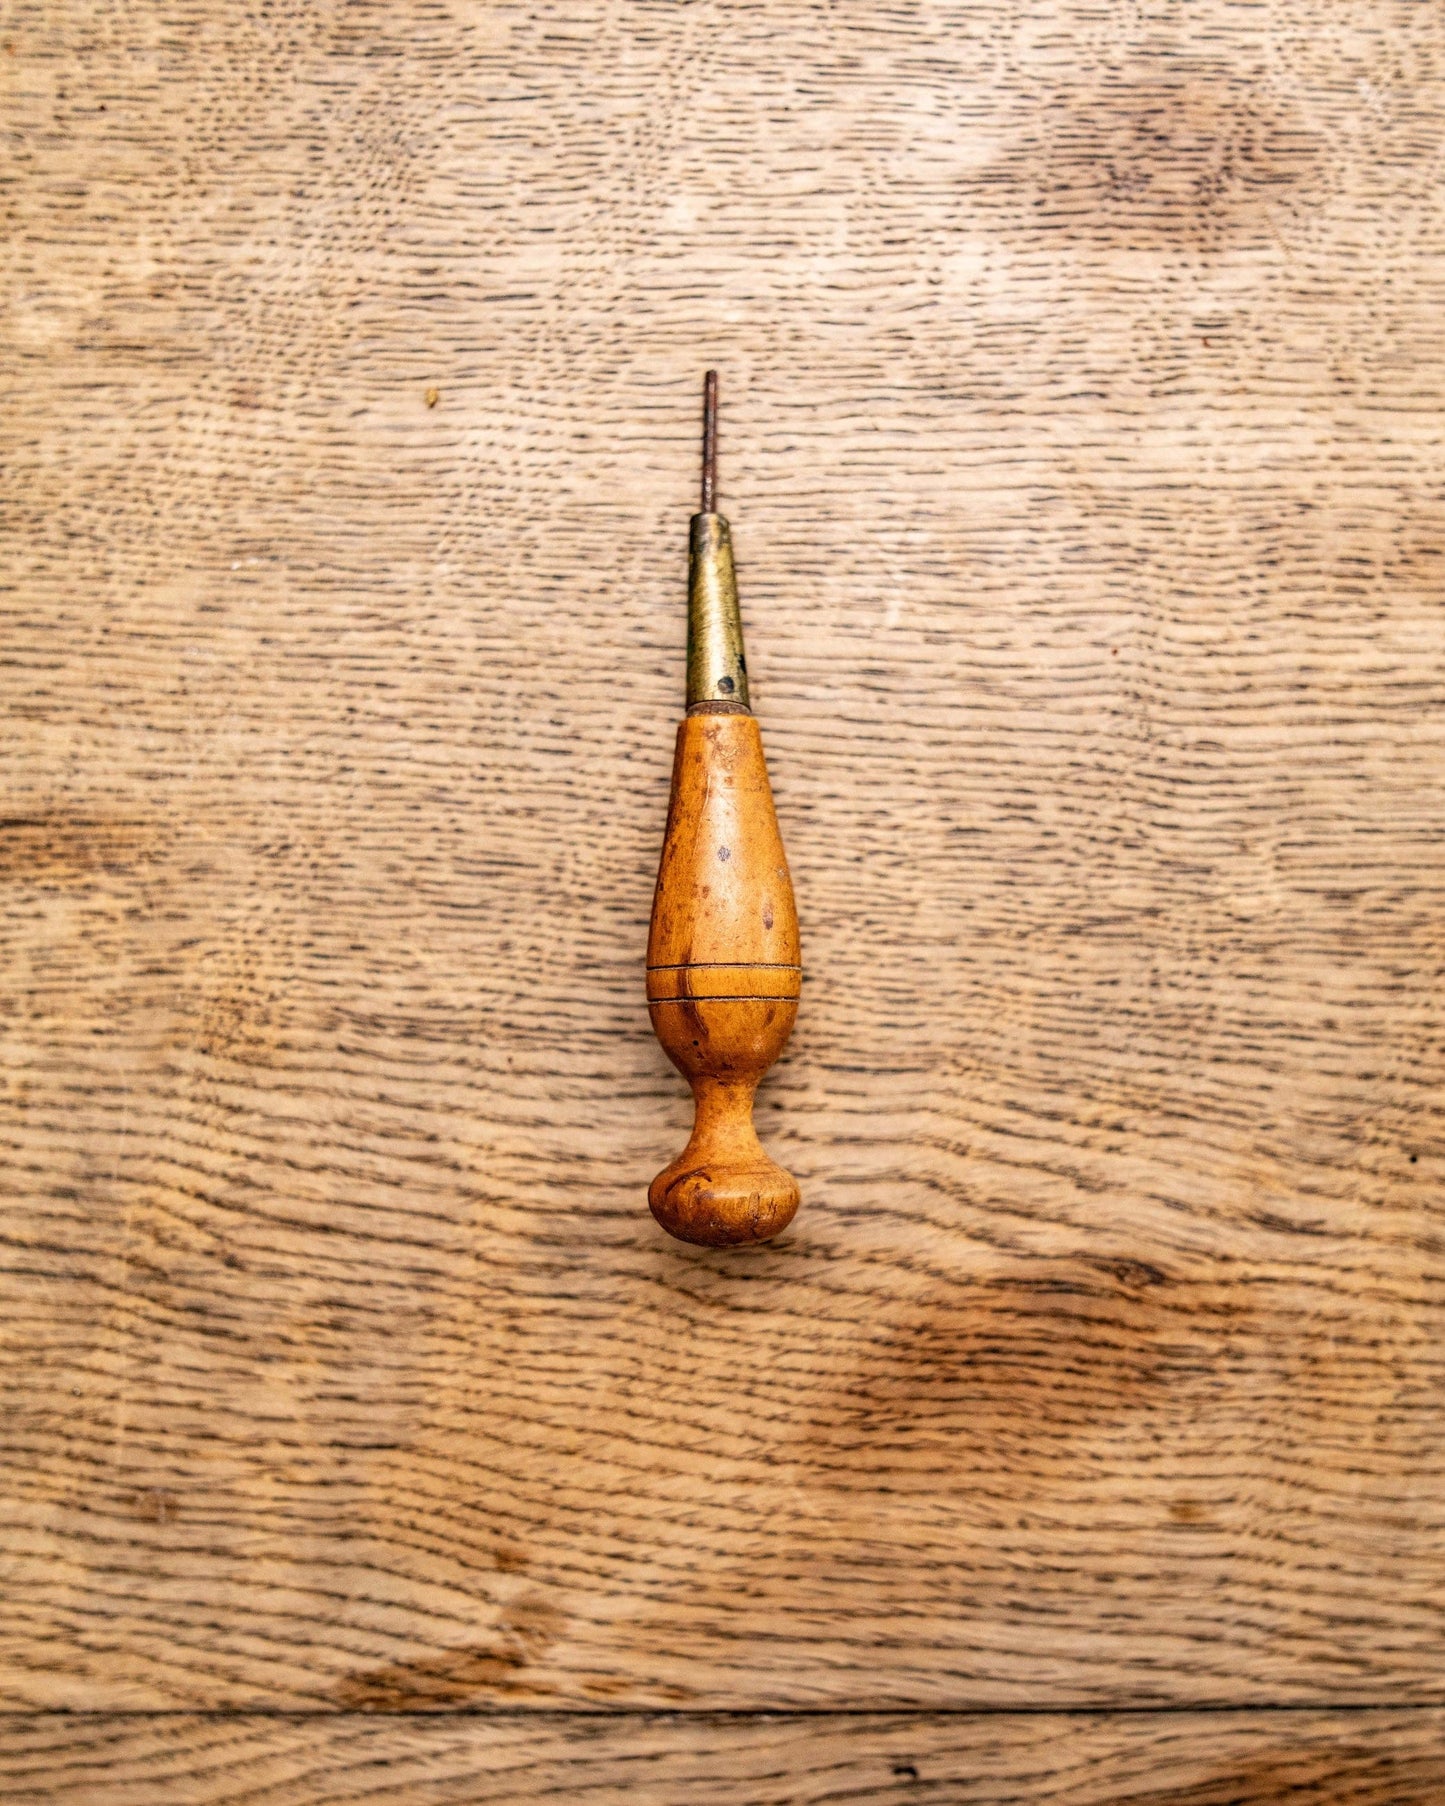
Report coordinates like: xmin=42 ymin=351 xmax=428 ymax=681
xmin=647 ymin=711 xmax=801 ymax=1245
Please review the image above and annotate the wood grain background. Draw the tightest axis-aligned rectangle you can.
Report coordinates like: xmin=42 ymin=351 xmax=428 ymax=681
xmin=4 ymin=0 xmax=1445 ymax=1796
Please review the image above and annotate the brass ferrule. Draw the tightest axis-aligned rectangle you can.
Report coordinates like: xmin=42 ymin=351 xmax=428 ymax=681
xmin=686 ymin=513 xmax=750 ymax=713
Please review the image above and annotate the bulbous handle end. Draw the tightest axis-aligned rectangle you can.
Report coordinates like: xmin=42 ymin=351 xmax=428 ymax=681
xmin=649 ymin=1076 xmax=799 ymax=1246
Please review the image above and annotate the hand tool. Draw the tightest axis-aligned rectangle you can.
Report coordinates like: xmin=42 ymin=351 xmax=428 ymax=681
xmin=646 ymin=372 xmax=802 ymax=1246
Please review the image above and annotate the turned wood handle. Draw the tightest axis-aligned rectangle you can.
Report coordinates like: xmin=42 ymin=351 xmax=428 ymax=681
xmin=647 ymin=710 xmax=801 ymax=1245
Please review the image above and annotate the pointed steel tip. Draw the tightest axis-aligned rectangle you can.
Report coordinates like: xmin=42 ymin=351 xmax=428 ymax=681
xmin=701 ymin=370 xmax=719 ymax=514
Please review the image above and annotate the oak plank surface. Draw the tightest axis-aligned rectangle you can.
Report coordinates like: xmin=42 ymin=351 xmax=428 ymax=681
xmin=3 ymin=0 xmax=1445 ymax=1728
xmin=1 ymin=1711 xmax=1443 ymax=1805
